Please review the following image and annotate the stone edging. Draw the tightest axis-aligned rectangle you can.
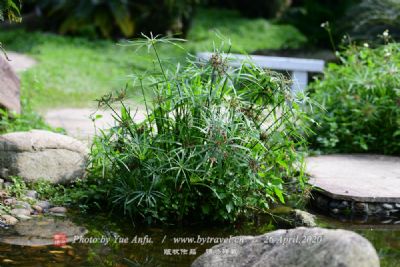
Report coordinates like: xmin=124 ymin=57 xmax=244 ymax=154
xmin=312 ymin=191 xmax=400 ymax=219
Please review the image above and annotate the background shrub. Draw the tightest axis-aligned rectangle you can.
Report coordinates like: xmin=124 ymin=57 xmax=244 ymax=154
xmin=22 ymin=0 xmax=200 ymax=38
xmin=308 ymin=41 xmax=400 ymax=155
xmin=88 ymin=37 xmax=310 ymax=224
xmin=206 ymin=0 xmax=292 ymax=19
xmin=345 ymin=0 xmax=400 ymax=41
xmin=0 ymin=0 xmax=21 ymax=22
xmin=281 ymin=0 xmax=358 ymax=48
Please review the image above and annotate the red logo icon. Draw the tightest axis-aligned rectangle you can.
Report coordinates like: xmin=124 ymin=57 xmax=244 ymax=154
xmin=53 ymin=232 xmax=67 ymax=247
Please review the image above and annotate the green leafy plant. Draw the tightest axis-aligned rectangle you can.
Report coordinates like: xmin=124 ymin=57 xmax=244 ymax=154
xmin=8 ymin=176 xmax=28 ymax=198
xmin=308 ymin=39 xmax=400 ymax=155
xmin=0 ymin=177 xmax=96 ymax=213
xmin=88 ymin=36 xmax=310 ymax=224
xmin=30 ymin=178 xmax=103 ymax=208
xmin=0 ymin=0 xmax=21 ymax=58
xmin=0 ymin=100 xmax=64 ymax=134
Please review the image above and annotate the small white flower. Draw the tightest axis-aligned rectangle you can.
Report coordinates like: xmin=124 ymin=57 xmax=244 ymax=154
xmin=363 ymin=43 xmax=369 ymax=48
xmin=320 ymin=22 xmax=328 ymax=28
xmin=383 ymin=30 xmax=389 ymax=37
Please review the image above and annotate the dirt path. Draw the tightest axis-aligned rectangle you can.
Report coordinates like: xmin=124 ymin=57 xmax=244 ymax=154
xmin=1 ymin=51 xmax=37 ymax=73
xmin=44 ymin=107 xmax=147 ymax=143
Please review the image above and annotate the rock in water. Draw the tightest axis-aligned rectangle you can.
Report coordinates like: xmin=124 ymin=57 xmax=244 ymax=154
xmin=191 ymin=227 xmax=379 ymax=267
xmin=0 ymin=215 xmax=18 ymax=225
xmin=9 ymin=209 xmax=31 ymax=217
xmin=0 ymin=130 xmax=88 ymax=184
xmin=49 ymin=207 xmax=67 ymax=214
xmin=0 ymin=57 xmax=20 ymax=113
xmin=32 ymin=205 xmax=43 ymax=213
xmin=292 ymin=209 xmax=317 ymax=227
xmin=13 ymin=201 xmax=31 ymax=210
xmin=36 ymin=200 xmax=51 ymax=210
xmin=0 ymin=217 xmax=87 ymax=246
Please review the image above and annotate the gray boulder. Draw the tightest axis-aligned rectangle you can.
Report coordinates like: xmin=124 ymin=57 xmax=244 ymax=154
xmin=192 ymin=227 xmax=379 ymax=267
xmin=0 ymin=130 xmax=88 ymax=184
xmin=10 ymin=208 xmax=31 ymax=217
xmin=36 ymin=200 xmax=51 ymax=210
xmin=0 ymin=57 xmax=20 ymax=113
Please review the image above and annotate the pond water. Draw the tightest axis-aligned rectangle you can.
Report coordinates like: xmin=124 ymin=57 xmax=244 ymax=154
xmin=0 ymin=211 xmax=398 ymax=267
xmin=315 ymin=213 xmax=400 ymax=267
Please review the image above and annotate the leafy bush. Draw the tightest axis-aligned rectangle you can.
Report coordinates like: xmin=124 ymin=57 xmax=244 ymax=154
xmin=24 ymin=0 xmax=200 ymax=38
xmin=281 ymin=0 xmax=357 ymax=48
xmin=88 ymin=36 xmax=309 ymax=224
xmin=308 ymin=41 xmax=400 ymax=155
xmin=206 ymin=0 xmax=292 ymax=19
xmin=0 ymin=0 xmax=21 ymax=22
xmin=0 ymin=0 xmax=21 ymax=54
xmin=345 ymin=0 xmax=400 ymax=41
xmin=8 ymin=176 xmax=28 ymax=198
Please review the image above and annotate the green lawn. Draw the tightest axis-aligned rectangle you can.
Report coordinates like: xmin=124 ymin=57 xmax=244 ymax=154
xmin=0 ymin=8 xmax=306 ymax=111
xmin=187 ymin=9 xmax=306 ymax=53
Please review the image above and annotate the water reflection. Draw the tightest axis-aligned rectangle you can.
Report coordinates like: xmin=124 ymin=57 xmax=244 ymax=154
xmin=0 ymin=212 xmax=398 ymax=266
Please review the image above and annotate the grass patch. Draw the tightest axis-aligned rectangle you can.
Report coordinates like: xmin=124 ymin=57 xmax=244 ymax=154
xmin=0 ymin=30 xmax=185 ymax=110
xmin=0 ymin=8 xmax=306 ymax=110
xmin=187 ymin=8 xmax=307 ymax=53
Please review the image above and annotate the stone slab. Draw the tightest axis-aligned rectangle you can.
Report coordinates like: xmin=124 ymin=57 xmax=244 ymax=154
xmin=306 ymin=154 xmax=400 ymax=203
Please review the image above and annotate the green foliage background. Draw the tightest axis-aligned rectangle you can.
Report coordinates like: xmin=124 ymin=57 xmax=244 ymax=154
xmin=0 ymin=9 xmax=305 ymax=110
xmin=308 ymin=41 xmax=400 ymax=155
xmin=0 ymin=0 xmax=21 ymax=22
xmin=24 ymin=0 xmax=200 ymax=38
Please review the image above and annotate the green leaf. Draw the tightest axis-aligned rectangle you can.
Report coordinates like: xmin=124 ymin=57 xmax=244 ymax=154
xmin=274 ymin=188 xmax=285 ymax=203
xmin=225 ymin=202 xmax=234 ymax=213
